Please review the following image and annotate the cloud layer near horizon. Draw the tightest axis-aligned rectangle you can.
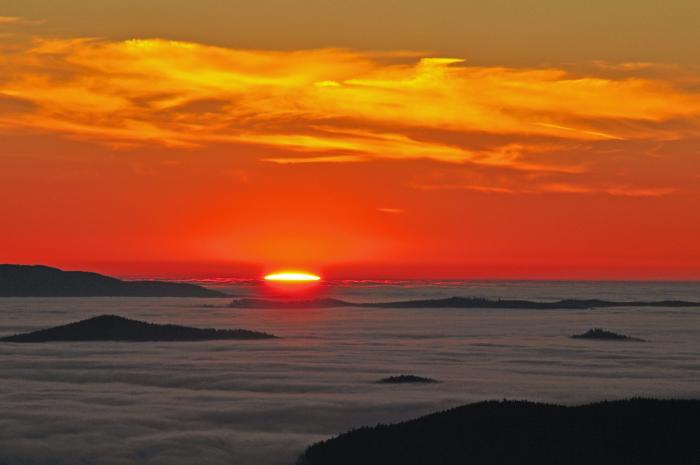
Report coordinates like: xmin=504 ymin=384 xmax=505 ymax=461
xmin=1 ymin=36 xmax=699 ymax=174
xmin=2 ymin=294 xmax=700 ymax=465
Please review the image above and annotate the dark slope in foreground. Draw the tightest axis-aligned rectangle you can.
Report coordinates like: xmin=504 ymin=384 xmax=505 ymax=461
xmin=298 ymin=399 xmax=700 ymax=465
xmin=229 ymin=296 xmax=700 ymax=309
xmin=1 ymin=315 xmax=276 ymax=342
xmin=0 ymin=265 xmax=226 ymax=297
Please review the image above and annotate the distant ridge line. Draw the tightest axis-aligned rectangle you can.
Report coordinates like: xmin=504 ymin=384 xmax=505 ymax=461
xmin=0 ymin=264 xmax=227 ymax=297
xmin=227 ymin=296 xmax=700 ymax=309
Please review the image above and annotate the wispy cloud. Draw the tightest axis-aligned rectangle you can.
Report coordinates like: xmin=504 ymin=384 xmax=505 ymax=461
xmin=0 ymin=35 xmax=699 ymax=195
xmin=377 ymin=207 xmax=405 ymax=214
xmin=413 ymin=182 xmax=678 ymax=197
xmin=540 ymin=183 xmax=678 ymax=197
xmin=263 ymin=154 xmax=366 ymax=164
xmin=0 ymin=16 xmax=45 ymax=25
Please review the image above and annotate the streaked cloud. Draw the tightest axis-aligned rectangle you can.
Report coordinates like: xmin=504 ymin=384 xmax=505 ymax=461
xmin=377 ymin=207 xmax=405 ymax=214
xmin=413 ymin=181 xmax=678 ymax=197
xmin=0 ymin=35 xmax=699 ymax=202
xmin=0 ymin=16 xmax=45 ymax=26
xmin=263 ymin=154 xmax=366 ymax=164
xmin=0 ymin=37 xmax=699 ymax=168
xmin=0 ymin=16 xmax=21 ymax=24
xmin=540 ymin=183 xmax=677 ymax=197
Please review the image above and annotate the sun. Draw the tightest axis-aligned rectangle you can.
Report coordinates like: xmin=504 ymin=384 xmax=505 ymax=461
xmin=264 ymin=271 xmax=321 ymax=282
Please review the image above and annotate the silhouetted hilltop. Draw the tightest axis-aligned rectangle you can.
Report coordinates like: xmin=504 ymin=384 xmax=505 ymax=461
xmin=228 ymin=296 xmax=700 ymax=310
xmin=297 ymin=399 xmax=700 ymax=465
xmin=572 ymin=328 xmax=645 ymax=342
xmin=1 ymin=315 xmax=276 ymax=342
xmin=0 ymin=265 xmax=226 ymax=297
xmin=377 ymin=375 xmax=438 ymax=384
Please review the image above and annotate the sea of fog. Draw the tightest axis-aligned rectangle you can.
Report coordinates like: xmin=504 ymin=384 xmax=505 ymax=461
xmin=1 ymin=281 xmax=700 ymax=465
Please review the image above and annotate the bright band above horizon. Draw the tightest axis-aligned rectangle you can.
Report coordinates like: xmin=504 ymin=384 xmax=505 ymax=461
xmin=264 ymin=272 xmax=321 ymax=282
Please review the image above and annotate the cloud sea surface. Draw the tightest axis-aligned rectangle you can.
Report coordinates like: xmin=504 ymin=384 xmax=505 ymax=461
xmin=1 ymin=281 xmax=700 ymax=465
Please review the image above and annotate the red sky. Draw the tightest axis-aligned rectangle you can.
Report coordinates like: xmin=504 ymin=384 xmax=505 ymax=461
xmin=1 ymin=11 xmax=699 ymax=280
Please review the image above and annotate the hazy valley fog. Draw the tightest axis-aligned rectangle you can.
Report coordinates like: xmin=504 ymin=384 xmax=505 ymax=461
xmin=1 ymin=281 xmax=699 ymax=465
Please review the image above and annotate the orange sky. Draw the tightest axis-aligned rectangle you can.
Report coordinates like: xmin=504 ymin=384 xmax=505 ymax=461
xmin=1 ymin=11 xmax=699 ymax=279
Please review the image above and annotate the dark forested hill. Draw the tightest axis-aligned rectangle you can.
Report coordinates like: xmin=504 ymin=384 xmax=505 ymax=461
xmin=0 ymin=265 xmax=226 ymax=297
xmin=1 ymin=314 xmax=275 ymax=342
xmin=298 ymin=399 xmax=700 ymax=465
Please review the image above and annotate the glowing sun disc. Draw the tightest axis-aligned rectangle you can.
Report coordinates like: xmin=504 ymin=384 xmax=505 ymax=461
xmin=264 ymin=272 xmax=321 ymax=282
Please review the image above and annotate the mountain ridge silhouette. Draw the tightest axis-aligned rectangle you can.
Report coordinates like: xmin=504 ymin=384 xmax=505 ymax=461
xmin=228 ymin=296 xmax=700 ymax=309
xmin=0 ymin=264 xmax=226 ymax=297
xmin=1 ymin=314 xmax=276 ymax=342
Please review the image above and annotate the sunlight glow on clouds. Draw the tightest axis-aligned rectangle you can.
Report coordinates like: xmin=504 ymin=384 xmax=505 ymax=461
xmin=1 ymin=37 xmax=699 ymax=171
xmin=0 ymin=34 xmax=699 ymax=207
